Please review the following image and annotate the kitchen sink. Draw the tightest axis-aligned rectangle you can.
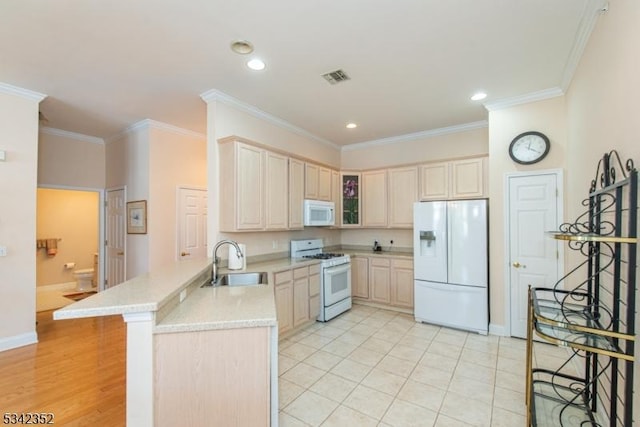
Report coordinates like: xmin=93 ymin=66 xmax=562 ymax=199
xmin=202 ymin=272 xmax=269 ymax=287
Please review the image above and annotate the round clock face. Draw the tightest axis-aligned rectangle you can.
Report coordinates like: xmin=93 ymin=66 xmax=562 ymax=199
xmin=509 ymin=131 xmax=550 ymax=165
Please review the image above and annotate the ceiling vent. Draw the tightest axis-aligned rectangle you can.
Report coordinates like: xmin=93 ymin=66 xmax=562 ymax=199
xmin=321 ymin=69 xmax=351 ymax=85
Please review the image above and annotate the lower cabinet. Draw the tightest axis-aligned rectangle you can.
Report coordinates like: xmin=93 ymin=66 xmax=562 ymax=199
xmin=274 ymin=264 xmax=320 ymax=335
xmin=354 ymin=255 xmax=414 ymax=310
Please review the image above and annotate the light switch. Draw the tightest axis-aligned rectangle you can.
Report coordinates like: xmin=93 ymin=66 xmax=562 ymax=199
xmin=0 ymin=246 xmax=7 ymax=257
xmin=0 ymin=150 xmax=5 ymax=161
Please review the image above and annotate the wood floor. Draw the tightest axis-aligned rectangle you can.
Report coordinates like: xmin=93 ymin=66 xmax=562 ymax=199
xmin=0 ymin=311 xmax=126 ymax=426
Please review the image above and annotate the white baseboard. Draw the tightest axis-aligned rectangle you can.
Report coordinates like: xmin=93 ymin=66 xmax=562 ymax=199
xmin=489 ymin=323 xmax=507 ymax=336
xmin=0 ymin=331 xmax=38 ymax=352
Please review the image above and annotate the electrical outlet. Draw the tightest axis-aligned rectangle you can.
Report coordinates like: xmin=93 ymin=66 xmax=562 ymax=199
xmin=0 ymin=246 xmax=6 ymax=256
xmin=179 ymin=289 xmax=187 ymax=302
xmin=272 ymin=240 xmax=278 ymax=249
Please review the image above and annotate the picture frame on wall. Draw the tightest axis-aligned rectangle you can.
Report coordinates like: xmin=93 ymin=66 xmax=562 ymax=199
xmin=127 ymin=200 xmax=147 ymax=234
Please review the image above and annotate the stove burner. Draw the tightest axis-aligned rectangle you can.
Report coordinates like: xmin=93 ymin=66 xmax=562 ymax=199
xmin=303 ymin=253 xmax=345 ymax=260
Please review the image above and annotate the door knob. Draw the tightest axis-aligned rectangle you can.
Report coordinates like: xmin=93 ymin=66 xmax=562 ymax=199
xmin=181 ymin=252 xmax=190 ymax=257
xmin=512 ymin=261 xmax=525 ymax=268
xmin=117 ymin=251 xmax=124 ymax=256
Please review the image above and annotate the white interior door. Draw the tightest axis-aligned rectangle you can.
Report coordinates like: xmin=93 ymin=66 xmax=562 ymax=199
xmin=105 ymin=188 xmax=125 ymax=289
xmin=508 ymin=172 xmax=561 ymax=338
xmin=178 ymin=188 xmax=207 ymax=261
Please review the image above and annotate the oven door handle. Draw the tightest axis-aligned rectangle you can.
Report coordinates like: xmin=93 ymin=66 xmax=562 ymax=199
xmin=324 ymin=263 xmax=351 ymax=276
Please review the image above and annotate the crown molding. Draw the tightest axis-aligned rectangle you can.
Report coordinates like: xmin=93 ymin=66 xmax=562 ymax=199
xmin=0 ymin=82 xmax=47 ymax=102
xmin=341 ymin=120 xmax=488 ymax=152
xmin=483 ymin=87 xmax=564 ymax=112
xmin=200 ymin=88 xmax=340 ymax=150
xmin=106 ymin=119 xmax=205 ymax=143
xmin=40 ymin=127 xmax=104 ymax=145
xmin=560 ymin=0 xmax=607 ymax=90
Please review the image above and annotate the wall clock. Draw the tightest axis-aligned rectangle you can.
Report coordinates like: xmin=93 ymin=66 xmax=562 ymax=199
xmin=508 ymin=131 xmax=550 ymax=165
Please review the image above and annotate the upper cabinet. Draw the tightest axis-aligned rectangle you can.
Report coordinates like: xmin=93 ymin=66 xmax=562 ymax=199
xmin=288 ymin=158 xmax=305 ymax=229
xmin=219 ymin=138 xmax=291 ymax=232
xmin=419 ymin=157 xmax=487 ymax=201
xmin=340 ymin=172 xmax=361 ymax=227
xmin=387 ymin=166 xmax=418 ymax=228
xmin=305 ymin=162 xmax=332 ymax=201
xmin=362 ymin=170 xmax=388 ymax=227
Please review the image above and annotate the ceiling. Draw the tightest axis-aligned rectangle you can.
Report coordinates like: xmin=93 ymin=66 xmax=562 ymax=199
xmin=0 ymin=1 xmax=603 ymax=146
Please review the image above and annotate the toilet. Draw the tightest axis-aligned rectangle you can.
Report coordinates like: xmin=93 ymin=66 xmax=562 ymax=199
xmin=73 ymin=269 xmax=94 ymax=291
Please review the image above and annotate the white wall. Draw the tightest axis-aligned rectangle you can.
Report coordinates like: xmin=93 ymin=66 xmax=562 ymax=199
xmin=487 ymin=96 xmax=568 ymax=331
xmin=38 ymin=129 xmax=105 ymax=189
xmin=0 ymin=84 xmax=45 ymax=351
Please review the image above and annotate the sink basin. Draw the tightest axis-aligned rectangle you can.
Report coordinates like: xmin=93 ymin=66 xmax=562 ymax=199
xmin=202 ymin=272 xmax=269 ymax=287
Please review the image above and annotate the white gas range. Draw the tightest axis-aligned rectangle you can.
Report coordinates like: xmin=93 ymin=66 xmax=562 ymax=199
xmin=290 ymin=239 xmax=352 ymax=322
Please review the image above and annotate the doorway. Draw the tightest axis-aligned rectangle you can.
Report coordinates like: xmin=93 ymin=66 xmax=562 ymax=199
xmin=105 ymin=187 xmax=126 ymax=288
xmin=505 ymin=170 xmax=563 ymax=338
xmin=35 ymin=186 xmax=103 ymax=312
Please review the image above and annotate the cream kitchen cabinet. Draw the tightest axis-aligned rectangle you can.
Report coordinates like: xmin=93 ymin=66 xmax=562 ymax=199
xmin=362 ymin=170 xmax=388 ymax=227
xmin=304 ymin=162 xmax=332 ymax=201
xmin=355 ymin=255 xmax=414 ymax=310
xmin=219 ymin=140 xmax=265 ymax=231
xmin=219 ymin=137 xmax=293 ymax=232
xmin=293 ymin=267 xmax=310 ymax=327
xmin=308 ymin=264 xmax=321 ymax=320
xmin=288 ymin=158 xmax=305 ymax=229
xmin=419 ymin=157 xmax=486 ymax=200
xmin=265 ymin=150 xmax=289 ymax=230
xmin=273 ymin=264 xmax=321 ymax=336
xmin=274 ymin=270 xmax=294 ymax=334
xmin=351 ymin=256 xmax=369 ymax=299
xmin=369 ymin=257 xmax=391 ymax=303
xmin=387 ymin=166 xmax=418 ymax=228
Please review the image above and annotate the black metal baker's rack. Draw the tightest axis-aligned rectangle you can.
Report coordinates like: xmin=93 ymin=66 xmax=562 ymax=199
xmin=526 ymin=151 xmax=637 ymax=426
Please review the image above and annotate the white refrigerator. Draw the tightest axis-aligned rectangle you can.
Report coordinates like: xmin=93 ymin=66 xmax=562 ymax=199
xmin=413 ymin=200 xmax=488 ymax=334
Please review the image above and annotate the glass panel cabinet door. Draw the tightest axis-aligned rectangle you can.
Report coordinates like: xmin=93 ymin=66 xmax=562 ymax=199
xmin=341 ymin=172 xmax=361 ymax=226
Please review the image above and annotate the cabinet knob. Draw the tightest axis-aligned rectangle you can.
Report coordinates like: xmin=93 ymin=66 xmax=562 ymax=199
xmin=181 ymin=252 xmax=190 ymax=257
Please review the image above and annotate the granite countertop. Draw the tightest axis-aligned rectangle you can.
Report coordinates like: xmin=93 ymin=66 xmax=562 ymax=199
xmin=343 ymin=249 xmax=414 ymax=259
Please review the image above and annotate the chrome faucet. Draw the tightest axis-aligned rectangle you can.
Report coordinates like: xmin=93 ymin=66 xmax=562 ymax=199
xmin=211 ymin=239 xmax=243 ymax=285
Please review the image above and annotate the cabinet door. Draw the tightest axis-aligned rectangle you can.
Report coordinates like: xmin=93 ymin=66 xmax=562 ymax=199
xmin=318 ymin=167 xmax=332 ymax=201
xmin=362 ymin=170 xmax=388 ymax=227
xmin=341 ymin=172 xmax=361 ymax=227
xmin=388 ymin=166 xmax=418 ymax=228
xmin=451 ymin=158 xmax=485 ymax=199
xmin=275 ymin=283 xmax=293 ymax=334
xmin=265 ymin=151 xmax=288 ymax=230
xmin=304 ymin=163 xmax=319 ymax=199
xmin=419 ymin=162 xmax=449 ymax=201
xmin=351 ymin=257 xmax=369 ymax=299
xmin=331 ymin=170 xmax=341 ymax=220
xmin=236 ymin=143 xmax=265 ymax=230
xmin=369 ymin=257 xmax=391 ymax=303
xmin=391 ymin=259 xmax=414 ymax=308
xmin=274 ymin=270 xmax=293 ymax=334
xmin=293 ymin=273 xmax=310 ymax=327
xmin=289 ymin=158 xmax=305 ymax=229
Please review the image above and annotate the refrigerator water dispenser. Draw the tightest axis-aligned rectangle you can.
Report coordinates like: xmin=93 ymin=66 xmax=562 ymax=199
xmin=419 ymin=230 xmax=436 ymax=256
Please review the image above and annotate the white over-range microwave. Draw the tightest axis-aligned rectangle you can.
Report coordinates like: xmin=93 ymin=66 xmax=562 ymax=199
xmin=303 ymin=199 xmax=335 ymax=226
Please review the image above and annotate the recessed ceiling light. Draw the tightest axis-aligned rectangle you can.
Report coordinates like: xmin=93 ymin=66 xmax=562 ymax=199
xmin=230 ymin=40 xmax=254 ymax=55
xmin=471 ymin=92 xmax=487 ymax=101
xmin=346 ymin=123 xmax=357 ymax=129
xmin=247 ymin=58 xmax=266 ymax=71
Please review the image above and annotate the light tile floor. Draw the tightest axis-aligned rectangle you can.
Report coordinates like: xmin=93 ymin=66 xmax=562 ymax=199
xmin=278 ymin=303 xmax=576 ymax=427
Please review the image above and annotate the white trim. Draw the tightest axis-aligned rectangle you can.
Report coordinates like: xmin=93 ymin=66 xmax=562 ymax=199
xmin=484 ymin=88 xmax=564 ymax=112
xmin=40 ymin=126 xmax=105 ymax=145
xmin=200 ymin=88 xmax=340 ymax=150
xmin=0 ymin=82 xmax=47 ymax=102
xmin=0 ymin=331 xmax=38 ymax=352
xmin=489 ymin=323 xmax=507 ymax=337
xmin=122 ymin=311 xmax=155 ymax=323
xmin=106 ymin=119 xmax=205 ymax=144
xmin=342 ymin=120 xmax=489 ymax=152
xmin=503 ymin=169 xmax=564 ymax=338
xmin=560 ymin=0 xmax=608 ymax=90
